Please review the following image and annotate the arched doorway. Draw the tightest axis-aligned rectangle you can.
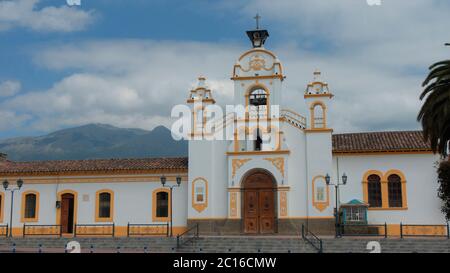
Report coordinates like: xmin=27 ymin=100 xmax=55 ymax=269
xmin=242 ymin=169 xmax=277 ymax=234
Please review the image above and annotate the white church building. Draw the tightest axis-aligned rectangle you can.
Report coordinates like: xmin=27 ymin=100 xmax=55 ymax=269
xmin=0 ymin=27 xmax=446 ymax=238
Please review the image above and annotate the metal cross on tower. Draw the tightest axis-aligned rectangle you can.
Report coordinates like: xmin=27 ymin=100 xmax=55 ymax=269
xmin=254 ymin=13 xmax=261 ymax=29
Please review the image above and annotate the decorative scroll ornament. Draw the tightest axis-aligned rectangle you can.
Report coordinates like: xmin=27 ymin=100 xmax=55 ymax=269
xmin=264 ymin=157 xmax=285 ymax=177
xmin=232 ymin=158 xmax=252 ymax=178
xmin=249 ymin=55 xmax=266 ymax=71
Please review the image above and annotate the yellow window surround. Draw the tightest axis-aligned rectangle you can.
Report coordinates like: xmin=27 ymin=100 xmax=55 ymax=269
xmin=0 ymin=192 xmax=4 ymax=223
xmin=362 ymin=169 xmax=408 ymax=210
xmin=95 ymin=189 xmax=114 ymax=222
xmin=192 ymin=178 xmax=208 ymax=213
xmin=152 ymin=188 xmax=171 ymax=223
xmin=56 ymin=190 xmax=78 ymax=228
xmin=312 ymin=175 xmax=330 ymax=212
xmin=21 ymin=190 xmax=40 ymax=223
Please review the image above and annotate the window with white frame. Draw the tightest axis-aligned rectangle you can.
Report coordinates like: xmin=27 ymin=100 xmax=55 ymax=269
xmin=345 ymin=206 xmax=366 ymax=223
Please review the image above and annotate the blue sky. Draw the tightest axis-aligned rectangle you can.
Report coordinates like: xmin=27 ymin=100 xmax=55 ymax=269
xmin=1 ymin=0 xmax=450 ymax=139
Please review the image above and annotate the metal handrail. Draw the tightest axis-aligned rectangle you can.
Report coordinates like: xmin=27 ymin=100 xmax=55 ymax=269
xmin=23 ymin=224 xmax=62 ymax=237
xmin=301 ymin=224 xmax=323 ymax=253
xmin=127 ymin=222 xmax=169 ymax=237
xmin=176 ymin=223 xmax=199 ymax=249
xmin=74 ymin=223 xmax=115 ymax=237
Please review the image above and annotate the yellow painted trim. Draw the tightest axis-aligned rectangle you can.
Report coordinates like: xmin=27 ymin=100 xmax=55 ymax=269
xmin=192 ymin=177 xmax=208 ymax=213
xmin=384 ymin=169 xmax=408 ymax=209
xmin=229 ymin=191 xmax=238 ymax=218
xmin=188 ymin=217 xmax=229 ymax=221
xmin=305 ymin=129 xmax=333 ymax=133
xmin=244 ymin=83 xmax=271 ymax=119
xmin=283 ymin=216 xmax=335 ymax=220
xmin=279 ymin=191 xmax=288 ymax=217
xmin=312 ymin=175 xmax=330 ymax=212
xmin=227 ymin=150 xmax=290 ymax=156
xmin=304 ymin=93 xmax=334 ymax=99
xmin=368 ymin=207 xmax=408 ymax=211
xmin=362 ymin=169 xmax=408 ymax=210
xmin=362 ymin=170 xmax=383 ymax=208
xmin=264 ymin=157 xmax=285 ymax=177
xmin=95 ymin=189 xmax=114 ymax=222
xmin=333 ymin=150 xmax=432 ymax=156
xmin=309 ymin=101 xmax=327 ymax=129
xmin=21 ymin=190 xmax=39 ymax=223
xmin=152 ymin=188 xmax=170 ymax=223
xmin=0 ymin=174 xmax=188 ymax=184
xmin=231 ymin=75 xmax=284 ymax=81
xmin=56 ymin=190 xmax=78 ymax=229
xmin=0 ymin=191 xmax=4 ymax=223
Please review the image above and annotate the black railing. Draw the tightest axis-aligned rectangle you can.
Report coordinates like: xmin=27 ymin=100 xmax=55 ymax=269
xmin=127 ymin=223 xmax=169 ymax=237
xmin=176 ymin=223 xmax=199 ymax=249
xmin=23 ymin=224 xmax=62 ymax=237
xmin=301 ymin=224 xmax=323 ymax=253
xmin=74 ymin=224 xmax=115 ymax=237
xmin=400 ymin=223 xmax=450 ymax=239
xmin=339 ymin=223 xmax=388 ymax=238
xmin=0 ymin=224 xmax=8 ymax=237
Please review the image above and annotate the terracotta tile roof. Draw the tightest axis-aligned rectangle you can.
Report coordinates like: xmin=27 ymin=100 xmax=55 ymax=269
xmin=0 ymin=157 xmax=188 ymax=175
xmin=332 ymin=130 xmax=431 ymax=154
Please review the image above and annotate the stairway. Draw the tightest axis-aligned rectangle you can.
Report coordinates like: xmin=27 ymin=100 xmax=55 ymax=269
xmin=0 ymin=236 xmax=448 ymax=253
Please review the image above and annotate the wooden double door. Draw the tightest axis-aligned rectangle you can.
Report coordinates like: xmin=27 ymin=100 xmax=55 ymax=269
xmin=243 ymin=171 xmax=277 ymax=234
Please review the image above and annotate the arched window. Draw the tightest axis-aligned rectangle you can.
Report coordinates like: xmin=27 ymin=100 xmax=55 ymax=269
xmin=248 ymin=88 xmax=268 ymax=119
xmin=96 ymin=190 xmax=114 ymax=222
xmin=367 ymin=175 xmax=382 ymax=207
xmin=249 ymin=88 xmax=267 ymax=106
xmin=153 ymin=189 xmax=170 ymax=222
xmin=388 ymin=174 xmax=403 ymax=207
xmin=157 ymin=192 xmax=168 ymax=217
xmin=22 ymin=191 xmax=39 ymax=222
xmin=312 ymin=103 xmax=325 ymax=128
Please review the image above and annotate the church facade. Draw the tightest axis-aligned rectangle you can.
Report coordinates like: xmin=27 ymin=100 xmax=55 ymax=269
xmin=0 ymin=28 xmax=446 ymax=238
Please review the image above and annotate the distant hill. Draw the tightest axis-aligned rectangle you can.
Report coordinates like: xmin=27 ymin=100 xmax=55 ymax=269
xmin=0 ymin=124 xmax=188 ymax=161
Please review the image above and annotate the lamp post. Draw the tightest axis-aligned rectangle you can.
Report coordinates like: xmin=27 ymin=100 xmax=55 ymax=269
xmin=160 ymin=175 xmax=182 ymax=237
xmin=3 ymin=179 xmax=23 ymax=237
xmin=325 ymin=173 xmax=347 ymax=238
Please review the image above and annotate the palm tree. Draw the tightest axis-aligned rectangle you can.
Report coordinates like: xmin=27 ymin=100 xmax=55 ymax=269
xmin=417 ymin=45 xmax=450 ymax=158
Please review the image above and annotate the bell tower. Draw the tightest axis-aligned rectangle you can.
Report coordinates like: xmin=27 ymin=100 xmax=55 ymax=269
xmin=304 ymin=70 xmax=333 ymax=131
xmin=230 ymin=17 xmax=285 ymax=152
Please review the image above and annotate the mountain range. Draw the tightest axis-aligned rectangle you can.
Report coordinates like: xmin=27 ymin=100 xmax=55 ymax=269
xmin=0 ymin=124 xmax=188 ymax=161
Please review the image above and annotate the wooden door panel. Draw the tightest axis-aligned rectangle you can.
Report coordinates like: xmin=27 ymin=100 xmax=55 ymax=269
xmin=244 ymin=191 xmax=259 ymax=234
xmin=60 ymin=194 xmax=74 ymax=234
xmin=243 ymin=171 xmax=276 ymax=234
xmin=259 ymin=190 xmax=275 ymax=233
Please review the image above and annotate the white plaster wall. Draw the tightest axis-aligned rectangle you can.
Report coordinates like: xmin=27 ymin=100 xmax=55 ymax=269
xmin=332 ymin=154 xmax=445 ymax=224
xmin=0 ymin=179 xmax=188 ymax=228
xmin=305 ymin=132 xmax=334 ymax=218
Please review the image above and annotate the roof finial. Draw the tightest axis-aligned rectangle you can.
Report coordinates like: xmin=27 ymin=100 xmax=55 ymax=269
xmin=254 ymin=13 xmax=261 ymax=29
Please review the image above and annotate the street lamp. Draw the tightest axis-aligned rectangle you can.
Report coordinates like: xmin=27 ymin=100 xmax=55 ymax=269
xmin=325 ymin=173 xmax=347 ymax=237
xmin=3 ymin=179 xmax=23 ymax=237
xmin=160 ymin=175 xmax=182 ymax=237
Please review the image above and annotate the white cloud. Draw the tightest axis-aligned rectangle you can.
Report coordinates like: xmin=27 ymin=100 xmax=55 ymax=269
xmin=4 ymin=40 xmax=241 ymax=132
xmin=0 ymin=0 xmax=95 ymax=32
xmin=0 ymin=80 xmax=21 ymax=97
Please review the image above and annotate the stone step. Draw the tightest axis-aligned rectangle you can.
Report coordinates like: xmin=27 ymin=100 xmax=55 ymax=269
xmin=1 ymin=237 xmax=448 ymax=253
